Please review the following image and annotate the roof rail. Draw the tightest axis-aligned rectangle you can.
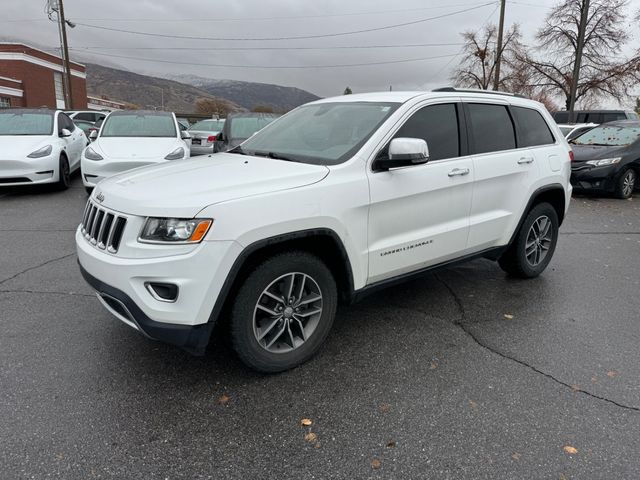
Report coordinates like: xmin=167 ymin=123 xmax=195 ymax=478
xmin=432 ymin=87 xmax=526 ymax=98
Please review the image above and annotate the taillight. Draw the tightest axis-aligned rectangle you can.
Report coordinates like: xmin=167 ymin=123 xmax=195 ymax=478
xmin=569 ymin=150 xmax=574 ymax=162
xmin=207 ymin=135 xmax=217 ymax=143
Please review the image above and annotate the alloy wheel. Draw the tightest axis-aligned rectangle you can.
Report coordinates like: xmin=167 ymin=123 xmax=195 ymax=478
xmin=252 ymin=272 xmax=323 ymax=354
xmin=525 ymin=215 xmax=553 ymax=267
xmin=622 ymin=170 xmax=636 ymax=198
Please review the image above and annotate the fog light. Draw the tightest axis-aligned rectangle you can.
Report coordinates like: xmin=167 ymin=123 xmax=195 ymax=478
xmin=145 ymin=282 xmax=179 ymax=302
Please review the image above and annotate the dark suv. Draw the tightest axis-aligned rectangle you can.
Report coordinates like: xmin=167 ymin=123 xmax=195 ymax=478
xmin=552 ymin=110 xmax=638 ymax=124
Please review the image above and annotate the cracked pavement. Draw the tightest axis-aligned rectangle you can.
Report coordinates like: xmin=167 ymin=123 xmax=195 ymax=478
xmin=1 ymin=179 xmax=639 ymax=479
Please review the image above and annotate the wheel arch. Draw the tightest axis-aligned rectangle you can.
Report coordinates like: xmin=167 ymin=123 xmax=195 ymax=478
xmin=208 ymin=228 xmax=356 ymax=327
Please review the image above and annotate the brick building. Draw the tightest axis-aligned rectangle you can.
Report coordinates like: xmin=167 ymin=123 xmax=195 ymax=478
xmin=0 ymin=43 xmax=87 ymax=109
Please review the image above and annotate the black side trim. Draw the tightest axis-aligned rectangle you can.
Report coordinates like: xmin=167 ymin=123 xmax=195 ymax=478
xmin=79 ymin=264 xmax=213 ymax=356
xmin=207 ymin=228 xmax=356 ymax=322
xmin=506 ymin=183 xmax=565 ymax=246
xmin=352 ymin=246 xmax=505 ymax=303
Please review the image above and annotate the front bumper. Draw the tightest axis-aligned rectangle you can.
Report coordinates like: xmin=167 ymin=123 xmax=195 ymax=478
xmin=76 ymin=227 xmax=243 ymax=354
xmin=0 ymin=155 xmax=59 ymax=186
xmin=570 ymin=164 xmax=617 ymax=192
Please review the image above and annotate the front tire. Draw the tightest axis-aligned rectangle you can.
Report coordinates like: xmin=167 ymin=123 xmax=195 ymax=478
xmin=54 ymin=154 xmax=70 ymax=191
xmin=499 ymin=202 xmax=559 ymax=278
xmin=230 ymin=251 xmax=337 ymax=373
xmin=614 ymin=168 xmax=636 ymax=199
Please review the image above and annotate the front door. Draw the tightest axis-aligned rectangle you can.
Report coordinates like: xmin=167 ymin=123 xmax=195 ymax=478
xmin=366 ymin=102 xmax=474 ymax=284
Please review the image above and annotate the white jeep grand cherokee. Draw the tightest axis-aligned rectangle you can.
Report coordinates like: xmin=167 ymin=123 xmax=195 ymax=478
xmin=76 ymin=89 xmax=572 ymax=372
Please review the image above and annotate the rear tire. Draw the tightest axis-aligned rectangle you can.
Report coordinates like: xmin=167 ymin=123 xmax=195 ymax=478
xmin=230 ymin=251 xmax=337 ymax=373
xmin=498 ymin=202 xmax=559 ymax=278
xmin=614 ymin=168 xmax=636 ymax=199
xmin=54 ymin=154 xmax=70 ymax=191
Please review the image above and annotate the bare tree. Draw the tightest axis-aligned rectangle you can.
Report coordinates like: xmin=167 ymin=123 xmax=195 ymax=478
xmin=252 ymin=104 xmax=275 ymax=113
xmin=518 ymin=0 xmax=640 ymax=109
xmin=451 ymin=24 xmax=524 ymax=90
xmin=195 ymin=97 xmax=235 ymax=117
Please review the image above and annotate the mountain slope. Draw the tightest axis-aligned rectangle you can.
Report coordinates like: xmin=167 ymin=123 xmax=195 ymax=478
xmin=165 ymin=74 xmax=320 ymax=111
xmin=85 ymin=64 xmax=240 ymax=113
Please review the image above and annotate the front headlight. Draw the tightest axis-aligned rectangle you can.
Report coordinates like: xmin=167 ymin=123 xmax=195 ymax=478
xmin=27 ymin=145 xmax=52 ymax=158
xmin=165 ymin=147 xmax=185 ymax=160
xmin=139 ymin=217 xmax=212 ymax=243
xmin=586 ymin=157 xmax=622 ymax=167
xmin=84 ymin=146 xmax=103 ymax=161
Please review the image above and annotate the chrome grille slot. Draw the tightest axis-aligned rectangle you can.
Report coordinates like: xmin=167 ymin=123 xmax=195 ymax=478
xmin=80 ymin=199 xmax=127 ymax=254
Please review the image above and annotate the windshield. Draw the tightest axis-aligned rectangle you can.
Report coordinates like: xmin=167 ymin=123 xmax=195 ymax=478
xmin=229 ymin=116 xmax=278 ymax=140
xmin=572 ymin=125 xmax=640 ymax=146
xmin=239 ymin=102 xmax=399 ymax=165
xmin=190 ymin=119 xmax=225 ymax=131
xmin=100 ymin=113 xmax=176 ymax=138
xmin=0 ymin=112 xmax=53 ymax=136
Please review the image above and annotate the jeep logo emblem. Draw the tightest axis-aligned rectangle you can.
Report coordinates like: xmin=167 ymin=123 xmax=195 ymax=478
xmin=96 ymin=192 xmax=105 ymax=203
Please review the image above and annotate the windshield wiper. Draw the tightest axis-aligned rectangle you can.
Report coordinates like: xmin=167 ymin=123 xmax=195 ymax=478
xmin=228 ymin=145 xmax=247 ymax=155
xmin=253 ymin=151 xmax=299 ymax=162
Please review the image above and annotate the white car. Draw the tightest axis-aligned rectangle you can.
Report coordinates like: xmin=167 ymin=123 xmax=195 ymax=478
xmin=0 ymin=108 xmax=85 ymax=189
xmin=77 ymin=89 xmax=572 ymax=372
xmin=66 ymin=110 xmax=107 ymax=124
xmin=81 ymin=110 xmax=191 ymax=193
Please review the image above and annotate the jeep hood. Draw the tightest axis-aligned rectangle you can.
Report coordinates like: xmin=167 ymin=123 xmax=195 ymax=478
xmin=94 ymin=152 xmax=330 ymax=217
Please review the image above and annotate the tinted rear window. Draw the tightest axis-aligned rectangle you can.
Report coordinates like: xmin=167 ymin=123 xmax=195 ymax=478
xmin=394 ymin=103 xmax=459 ymax=160
xmin=553 ymin=112 xmax=569 ymax=123
xmin=513 ymin=107 xmax=554 ymax=147
xmin=467 ymin=103 xmax=516 ymax=154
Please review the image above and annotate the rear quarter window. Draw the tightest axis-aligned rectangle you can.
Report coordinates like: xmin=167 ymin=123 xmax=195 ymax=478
xmin=467 ymin=103 xmax=516 ymax=154
xmin=512 ymin=107 xmax=555 ymax=147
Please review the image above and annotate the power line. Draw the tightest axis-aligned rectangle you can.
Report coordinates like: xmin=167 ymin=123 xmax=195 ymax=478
xmin=72 ymin=50 xmax=462 ymax=69
xmin=72 ymin=3 xmax=496 ymax=42
xmin=67 ymin=42 xmax=466 ymax=52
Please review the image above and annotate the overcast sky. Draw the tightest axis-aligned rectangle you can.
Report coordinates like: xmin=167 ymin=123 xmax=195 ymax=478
xmin=2 ymin=0 xmax=639 ymax=104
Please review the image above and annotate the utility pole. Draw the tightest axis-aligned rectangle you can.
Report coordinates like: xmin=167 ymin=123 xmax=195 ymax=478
xmin=50 ymin=0 xmax=74 ymax=109
xmin=493 ymin=0 xmax=507 ymax=91
xmin=568 ymin=0 xmax=590 ymax=122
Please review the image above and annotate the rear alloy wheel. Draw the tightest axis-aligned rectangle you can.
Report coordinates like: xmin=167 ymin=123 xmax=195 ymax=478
xmin=498 ymin=202 xmax=559 ymax=278
xmin=231 ymin=251 xmax=337 ymax=373
xmin=615 ymin=168 xmax=636 ymax=199
xmin=54 ymin=155 xmax=71 ymax=190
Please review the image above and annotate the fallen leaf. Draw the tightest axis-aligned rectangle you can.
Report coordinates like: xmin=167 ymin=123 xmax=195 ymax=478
xmin=386 ymin=441 xmax=396 ymax=448
xmin=371 ymin=458 xmax=381 ymax=469
xmin=607 ymin=371 xmax=618 ymax=378
xmin=430 ymin=362 xmax=438 ymax=370
xmin=591 ymin=376 xmax=598 ymax=384
xmin=378 ymin=403 xmax=392 ymax=413
xmin=559 ymin=474 xmax=568 ymax=480
xmin=468 ymin=399 xmax=478 ymax=410
xmin=511 ymin=453 xmax=522 ymax=461
xmin=570 ymin=384 xmax=581 ymax=391
xmin=304 ymin=432 xmax=317 ymax=443
xmin=301 ymin=418 xmax=313 ymax=426
xmin=563 ymin=445 xmax=578 ymax=455
xmin=504 ymin=314 xmax=514 ymax=320
xmin=217 ymin=394 xmax=230 ymax=406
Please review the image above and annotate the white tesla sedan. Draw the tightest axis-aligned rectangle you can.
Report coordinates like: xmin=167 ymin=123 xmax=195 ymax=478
xmin=0 ymin=108 xmax=85 ymax=190
xmin=81 ymin=110 xmax=191 ymax=193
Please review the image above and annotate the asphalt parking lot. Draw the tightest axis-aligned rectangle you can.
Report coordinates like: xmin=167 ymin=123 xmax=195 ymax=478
xmin=1 ymin=177 xmax=639 ymax=479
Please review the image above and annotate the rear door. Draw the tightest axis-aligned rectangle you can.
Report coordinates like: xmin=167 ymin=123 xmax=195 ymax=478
xmin=367 ymin=101 xmax=474 ymax=283
xmin=464 ymin=101 xmax=537 ymax=251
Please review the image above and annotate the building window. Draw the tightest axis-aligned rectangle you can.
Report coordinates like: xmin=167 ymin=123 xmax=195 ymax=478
xmin=0 ymin=97 xmax=10 ymax=108
xmin=54 ymin=72 xmax=65 ymax=109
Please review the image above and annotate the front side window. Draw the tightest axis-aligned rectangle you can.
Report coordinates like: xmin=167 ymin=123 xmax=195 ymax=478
xmin=0 ymin=111 xmax=53 ymax=135
xmin=513 ymin=107 xmax=555 ymax=147
xmin=239 ymin=102 xmax=399 ymax=165
xmin=58 ymin=113 xmax=75 ymax=132
xmin=392 ymin=103 xmax=460 ymax=160
xmin=571 ymin=125 xmax=640 ymax=147
xmin=100 ymin=113 xmax=177 ymax=138
xmin=467 ymin=103 xmax=516 ymax=154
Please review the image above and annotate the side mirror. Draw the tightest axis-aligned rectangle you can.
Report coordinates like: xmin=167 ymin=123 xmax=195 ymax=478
xmin=60 ymin=128 xmax=72 ymax=138
xmin=374 ymin=138 xmax=430 ymax=171
xmin=89 ymin=130 xmax=98 ymax=141
xmin=180 ymin=130 xmax=191 ymax=140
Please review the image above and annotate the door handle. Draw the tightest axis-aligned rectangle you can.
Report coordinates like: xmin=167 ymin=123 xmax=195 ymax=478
xmin=448 ymin=168 xmax=470 ymax=177
xmin=518 ymin=157 xmax=534 ymax=164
